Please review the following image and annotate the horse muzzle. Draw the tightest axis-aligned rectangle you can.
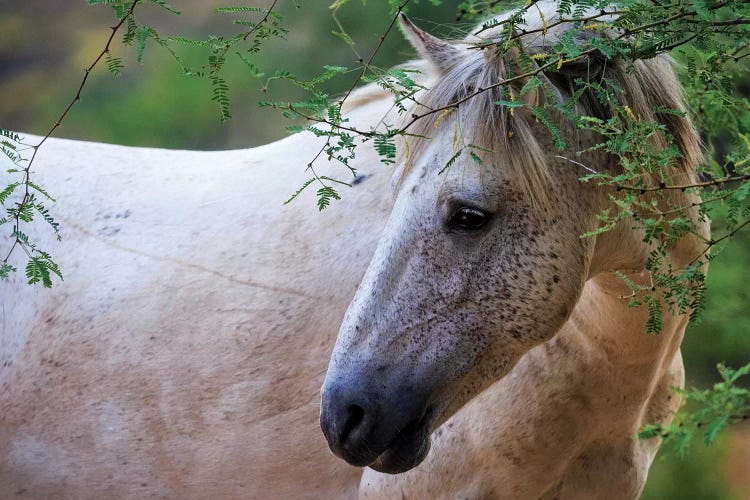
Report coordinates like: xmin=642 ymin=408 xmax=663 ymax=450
xmin=319 ymin=376 xmax=434 ymax=474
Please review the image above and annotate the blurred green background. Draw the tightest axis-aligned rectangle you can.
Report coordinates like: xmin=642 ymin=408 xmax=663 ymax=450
xmin=1 ymin=1 xmax=748 ymax=497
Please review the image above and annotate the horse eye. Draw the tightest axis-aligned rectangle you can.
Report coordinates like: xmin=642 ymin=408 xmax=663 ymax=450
xmin=448 ymin=207 xmax=489 ymax=231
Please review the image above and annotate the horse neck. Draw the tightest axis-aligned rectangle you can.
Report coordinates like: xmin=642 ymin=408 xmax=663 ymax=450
xmin=567 ymin=193 xmax=709 ymax=413
xmin=570 ymin=272 xmax=686 ymax=387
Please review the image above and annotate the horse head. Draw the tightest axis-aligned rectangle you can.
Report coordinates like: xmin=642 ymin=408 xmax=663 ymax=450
xmin=320 ymin=3 xmax=704 ymax=474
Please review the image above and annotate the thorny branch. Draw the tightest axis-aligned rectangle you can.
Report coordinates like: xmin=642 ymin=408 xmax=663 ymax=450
xmin=615 ymin=173 xmax=750 ymax=192
xmin=294 ymin=0 xmax=750 ymax=136
xmin=291 ymin=0 xmax=750 ymax=203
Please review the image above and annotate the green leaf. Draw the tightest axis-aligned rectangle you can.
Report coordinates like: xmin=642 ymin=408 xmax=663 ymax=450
xmin=439 ymin=149 xmax=463 ymax=175
xmin=215 ymin=6 xmax=264 ymax=13
xmin=532 ymin=106 xmax=566 ymax=150
xmin=374 ymin=135 xmax=397 ymax=165
xmin=24 ymin=253 xmax=62 ymax=288
xmin=316 ymin=185 xmax=340 ymax=211
xmin=704 ymin=415 xmax=729 ymax=446
xmin=0 ymin=182 xmax=20 ymax=204
xmin=284 ymin=178 xmax=316 ymax=205
xmin=332 ymin=30 xmax=354 ymax=47
xmin=636 ymin=424 xmax=665 ymax=440
xmin=644 ymin=295 xmax=663 ymax=334
xmin=494 ymin=100 xmax=524 ymax=108
xmin=105 ymin=53 xmax=124 ymax=77
xmin=135 ymin=26 xmax=157 ymax=64
xmin=148 ymin=0 xmax=180 ymax=14
xmin=0 ymin=263 xmax=16 ymax=280
xmin=169 ymin=36 xmax=209 ymax=47
xmin=28 ymin=182 xmax=55 ymax=202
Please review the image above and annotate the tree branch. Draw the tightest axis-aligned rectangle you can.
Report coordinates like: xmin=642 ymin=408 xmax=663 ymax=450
xmin=2 ymin=0 xmax=142 ymax=267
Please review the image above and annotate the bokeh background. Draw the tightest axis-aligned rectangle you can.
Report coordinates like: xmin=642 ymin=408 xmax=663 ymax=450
xmin=1 ymin=1 xmax=748 ymax=497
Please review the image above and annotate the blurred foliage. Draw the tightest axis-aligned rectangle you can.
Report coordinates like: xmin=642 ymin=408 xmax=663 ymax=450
xmin=684 ymin=225 xmax=750 ymax=381
xmin=0 ymin=0 xmax=462 ymax=149
xmin=643 ymin=431 xmax=734 ymax=500
xmin=1 ymin=0 xmax=749 ymax=497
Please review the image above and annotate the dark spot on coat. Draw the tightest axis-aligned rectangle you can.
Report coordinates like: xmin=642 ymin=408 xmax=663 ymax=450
xmin=97 ymin=226 xmax=120 ymax=237
xmin=353 ymin=174 xmax=369 ymax=185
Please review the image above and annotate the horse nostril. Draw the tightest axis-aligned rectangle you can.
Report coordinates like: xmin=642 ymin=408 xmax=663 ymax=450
xmin=320 ymin=384 xmax=380 ymax=465
xmin=340 ymin=404 xmax=366 ymax=444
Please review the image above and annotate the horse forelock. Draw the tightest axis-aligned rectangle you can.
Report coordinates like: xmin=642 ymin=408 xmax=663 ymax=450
xmin=398 ymin=0 xmax=701 ymax=212
xmin=399 ymin=44 xmax=554 ymax=210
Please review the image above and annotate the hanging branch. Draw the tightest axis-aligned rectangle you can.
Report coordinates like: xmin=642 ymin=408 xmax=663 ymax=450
xmin=1 ymin=0 xmax=141 ymax=283
xmin=298 ymin=0 xmax=411 ymax=206
xmin=280 ymin=0 xmax=750 ymax=213
xmin=615 ymin=173 xmax=750 ymax=193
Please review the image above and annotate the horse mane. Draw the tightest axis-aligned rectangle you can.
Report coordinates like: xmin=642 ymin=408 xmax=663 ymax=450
xmin=400 ymin=1 xmax=701 ymax=210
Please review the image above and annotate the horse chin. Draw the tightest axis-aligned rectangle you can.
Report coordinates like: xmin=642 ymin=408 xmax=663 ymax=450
xmin=367 ymin=411 xmax=433 ymax=474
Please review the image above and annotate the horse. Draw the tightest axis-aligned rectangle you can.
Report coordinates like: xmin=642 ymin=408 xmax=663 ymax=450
xmin=1 ymin=2 xmax=708 ymax=499
xmin=321 ymin=3 xmax=709 ymax=499
xmin=0 ymin=65 xmax=421 ymax=496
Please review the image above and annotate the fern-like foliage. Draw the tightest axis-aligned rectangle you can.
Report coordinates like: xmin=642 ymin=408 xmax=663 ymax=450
xmin=0 ymin=129 xmax=63 ymax=287
xmin=638 ymin=362 xmax=750 ymax=454
xmin=25 ymin=251 xmax=63 ymax=288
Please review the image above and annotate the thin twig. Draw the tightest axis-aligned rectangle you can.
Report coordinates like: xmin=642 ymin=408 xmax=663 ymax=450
xmin=2 ymin=0 xmax=142 ymax=266
xmin=471 ymin=10 xmax=625 ymax=48
xmin=305 ymin=0 xmax=411 ymax=182
xmin=299 ymin=0 xmax=746 ymax=147
xmin=457 ymin=0 xmax=509 ymax=23
xmin=615 ymin=173 xmax=750 ymax=193
xmin=555 ymin=154 xmax=600 ymax=174
xmin=209 ymin=0 xmax=280 ymax=73
xmin=634 ymin=191 xmax=735 ymax=217
xmin=688 ymin=216 xmax=750 ymax=267
xmin=470 ymin=0 xmax=544 ymax=34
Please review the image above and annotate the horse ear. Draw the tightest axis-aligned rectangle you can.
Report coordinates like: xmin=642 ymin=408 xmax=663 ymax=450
xmin=399 ymin=14 xmax=460 ymax=72
xmin=538 ymin=47 xmax=608 ymax=101
xmin=548 ymin=30 xmax=609 ymax=82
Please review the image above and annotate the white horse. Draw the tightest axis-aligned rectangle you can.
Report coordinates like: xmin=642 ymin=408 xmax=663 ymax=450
xmin=2 ymin=3 xmax=708 ymax=499
xmin=322 ymin=4 xmax=709 ymax=499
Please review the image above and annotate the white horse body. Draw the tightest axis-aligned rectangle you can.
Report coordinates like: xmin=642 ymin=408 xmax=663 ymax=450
xmin=1 ymin=91 xmax=397 ymax=498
